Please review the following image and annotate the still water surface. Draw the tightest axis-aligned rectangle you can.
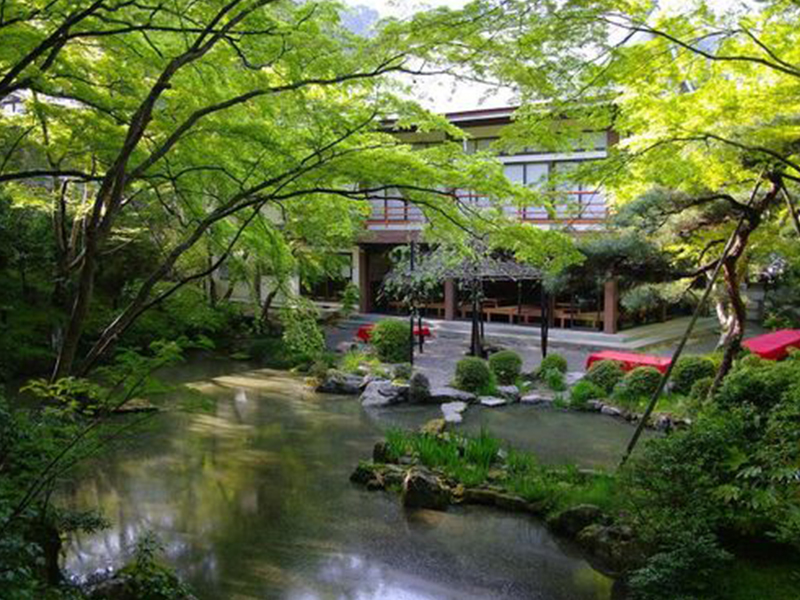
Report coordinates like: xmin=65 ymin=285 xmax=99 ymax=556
xmin=61 ymin=364 xmax=640 ymax=599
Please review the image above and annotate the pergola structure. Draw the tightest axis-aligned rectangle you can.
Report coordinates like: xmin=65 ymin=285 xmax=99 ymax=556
xmin=383 ymin=246 xmax=559 ymax=357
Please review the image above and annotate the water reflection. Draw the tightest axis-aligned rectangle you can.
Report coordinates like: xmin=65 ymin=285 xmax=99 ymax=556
xmin=62 ymin=368 xmax=621 ymax=599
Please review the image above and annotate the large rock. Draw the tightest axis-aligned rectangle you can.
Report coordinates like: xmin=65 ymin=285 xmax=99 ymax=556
xmin=408 ymin=372 xmax=432 ymax=403
xmin=600 ymin=404 xmax=622 ymax=417
xmin=402 ymin=468 xmax=451 ymax=510
xmin=496 ymin=385 xmax=520 ymax=402
xmin=577 ymin=523 xmax=645 ymax=575
xmin=548 ymin=504 xmax=607 ymax=537
xmin=360 ymin=380 xmax=409 ymax=407
xmin=441 ymin=401 xmax=468 ymax=423
xmin=429 ymin=386 xmax=476 ymax=404
xmin=316 ymin=370 xmax=364 ymax=395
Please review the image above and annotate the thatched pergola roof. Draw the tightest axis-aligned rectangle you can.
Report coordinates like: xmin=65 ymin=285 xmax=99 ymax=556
xmin=383 ymin=248 xmax=541 ymax=286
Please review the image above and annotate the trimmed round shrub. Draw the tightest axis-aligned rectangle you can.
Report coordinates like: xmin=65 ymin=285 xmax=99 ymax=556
xmin=737 ymin=353 xmax=768 ymax=370
xmin=488 ymin=350 xmax=523 ymax=384
xmin=540 ymin=353 xmax=568 ymax=374
xmin=615 ymin=366 xmax=662 ymax=401
xmin=393 ymin=362 xmax=413 ymax=381
xmin=569 ymin=380 xmax=606 ymax=410
xmin=583 ymin=360 xmax=625 ymax=394
xmin=671 ymin=356 xmax=716 ymax=395
xmin=716 ymin=360 xmax=800 ymax=411
xmin=370 ymin=320 xmax=411 ymax=363
xmin=690 ymin=376 xmax=714 ymax=402
xmin=455 ymin=357 xmax=492 ymax=393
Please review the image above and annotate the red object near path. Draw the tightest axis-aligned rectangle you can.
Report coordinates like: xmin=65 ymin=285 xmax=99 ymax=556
xmin=585 ymin=350 xmax=672 ymax=373
xmin=742 ymin=329 xmax=800 ymax=361
xmin=356 ymin=323 xmax=432 ymax=343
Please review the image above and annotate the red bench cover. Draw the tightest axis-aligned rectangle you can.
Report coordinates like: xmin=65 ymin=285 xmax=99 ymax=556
xmin=586 ymin=350 xmax=672 ymax=373
xmin=356 ymin=323 xmax=432 ymax=343
xmin=742 ymin=329 xmax=800 ymax=361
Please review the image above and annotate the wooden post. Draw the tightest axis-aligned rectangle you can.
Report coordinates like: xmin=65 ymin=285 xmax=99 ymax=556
xmin=358 ymin=247 xmax=371 ymax=313
xmin=444 ymin=279 xmax=456 ymax=320
xmin=603 ymin=279 xmax=619 ymax=334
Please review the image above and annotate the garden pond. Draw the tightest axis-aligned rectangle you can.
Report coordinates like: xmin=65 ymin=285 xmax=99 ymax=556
xmin=59 ymin=360 xmax=650 ymax=599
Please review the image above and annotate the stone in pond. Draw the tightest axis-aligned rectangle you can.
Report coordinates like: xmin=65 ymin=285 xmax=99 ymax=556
xmin=408 ymin=372 xmax=432 ymax=403
xmin=419 ymin=418 xmax=446 ymax=435
xmin=441 ymin=401 xmax=468 ymax=423
xmin=113 ymin=398 xmax=159 ymax=414
xmin=316 ymin=370 xmax=363 ymax=395
xmin=402 ymin=468 xmax=451 ymax=511
xmin=600 ymin=405 xmax=622 ymax=417
xmin=360 ymin=380 xmax=408 ymax=407
xmin=428 ymin=386 xmax=476 ymax=404
xmin=520 ymin=392 xmax=554 ymax=406
xmin=577 ymin=523 xmax=645 ymax=575
xmin=547 ymin=504 xmax=607 ymax=537
xmin=496 ymin=385 xmax=520 ymax=402
xmin=479 ymin=396 xmax=506 ymax=408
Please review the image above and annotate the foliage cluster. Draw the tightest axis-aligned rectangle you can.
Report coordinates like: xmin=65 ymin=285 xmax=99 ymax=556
xmin=116 ymin=532 xmax=192 ymax=600
xmin=279 ymin=300 xmax=326 ymax=363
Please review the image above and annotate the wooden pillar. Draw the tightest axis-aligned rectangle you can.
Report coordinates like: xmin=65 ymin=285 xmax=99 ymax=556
xmin=603 ymin=278 xmax=619 ymax=334
xmin=444 ymin=279 xmax=456 ymax=320
xmin=358 ymin=247 xmax=371 ymax=313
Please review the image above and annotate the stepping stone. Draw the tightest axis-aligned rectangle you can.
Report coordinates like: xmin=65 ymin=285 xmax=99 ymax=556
xmin=429 ymin=387 xmax=476 ymax=404
xmin=479 ymin=396 xmax=506 ymax=408
xmin=521 ymin=392 xmax=555 ymax=406
xmin=441 ymin=401 xmax=468 ymax=423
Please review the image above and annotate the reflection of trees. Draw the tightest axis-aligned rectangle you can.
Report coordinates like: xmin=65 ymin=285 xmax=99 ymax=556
xmin=60 ymin=373 xmax=376 ymax=592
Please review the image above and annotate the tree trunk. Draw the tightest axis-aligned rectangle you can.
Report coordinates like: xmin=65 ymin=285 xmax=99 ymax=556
xmin=710 ymin=258 xmax=747 ymax=395
xmin=259 ymin=288 xmax=278 ymax=332
xmin=51 ymin=240 xmax=97 ymax=379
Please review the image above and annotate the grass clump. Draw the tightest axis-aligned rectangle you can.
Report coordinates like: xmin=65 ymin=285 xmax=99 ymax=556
xmin=569 ymin=380 xmax=606 ymax=410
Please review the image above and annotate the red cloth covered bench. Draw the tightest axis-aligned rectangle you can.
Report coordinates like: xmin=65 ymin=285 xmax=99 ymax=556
xmin=586 ymin=350 xmax=672 ymax=373
xmin=742 ymin=329 xmax=800 ymax=361
xmin=356 ymin=323 xmax=432 ymax=343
